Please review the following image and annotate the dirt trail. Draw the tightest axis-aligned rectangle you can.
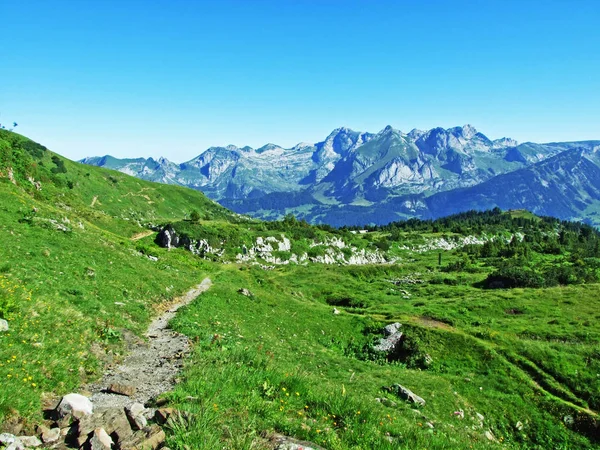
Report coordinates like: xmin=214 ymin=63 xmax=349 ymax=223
xmin=130 ymin=230 xmax=154 ymax=241
xmin=87 ymin=278 xmax=212 ymax=409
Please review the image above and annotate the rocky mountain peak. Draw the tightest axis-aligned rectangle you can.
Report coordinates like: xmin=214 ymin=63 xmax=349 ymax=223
xmin=326 ymin=127 xmax=355 ymax=140
xmin=460 ymin=124 xmax=478 ymax=139
xmin=493 ymin=137 xmax=519 ymax=148
xmin=256 ymin=143 xmax=281 ymax=153
xmin=292 ymin=142 xmax=313 ymax=150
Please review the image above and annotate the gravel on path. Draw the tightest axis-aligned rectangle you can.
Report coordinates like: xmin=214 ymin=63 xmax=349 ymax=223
xmin=87 ymin=277 xmax=212 ymax=409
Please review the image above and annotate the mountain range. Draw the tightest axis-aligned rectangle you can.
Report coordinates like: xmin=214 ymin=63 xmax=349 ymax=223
xmin=81 ymin=125 xmax=600 ymax=226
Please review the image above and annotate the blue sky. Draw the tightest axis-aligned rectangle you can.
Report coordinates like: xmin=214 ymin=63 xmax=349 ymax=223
xmin=2 ymin=0 xmax=599 ymax=162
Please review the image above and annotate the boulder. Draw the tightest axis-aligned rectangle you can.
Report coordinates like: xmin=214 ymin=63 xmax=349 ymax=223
xmin=5 ymin=441 xmax=25 ymax=450
xmin=41 ymin=427 xmax=61 ymax=444
xmin=155 ymin=225 xmax=179 ymax=249
xmin=373 ymin=322 xmax=403 ymax=353
xmin=237 ymin=288 xmax=253 ymax=297
xmin=107 ymin=383 xmax=137 ymax=397
xmin=0 ymin=319 xmax=8 ymax=332
xmin=88 ymin=428 xmax=113 ymax=450
xmin=56 ymin=393 xmax=93 ymax=419
xmin=76 ymin=407 xmax=133 ymax=447
xmin=154 ymin=408 xmax=174 ymax=425
xmin=0 ymin=433 xmax=16 ymax=445
xmin=126 ymin=403 xmax=148 ymax=430
xmin=119 ymin=424 xmax=165 ymax=450
xmin=385 ymin=384 xmax=426 ymax=406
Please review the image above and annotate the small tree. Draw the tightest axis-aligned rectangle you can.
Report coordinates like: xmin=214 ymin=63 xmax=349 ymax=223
xmin=190 ymin=210 xmax=201 ymax=222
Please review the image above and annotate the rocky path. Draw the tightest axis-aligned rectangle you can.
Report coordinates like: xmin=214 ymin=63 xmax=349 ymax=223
xmin=87 ymin=277 xmax=212 ymax=409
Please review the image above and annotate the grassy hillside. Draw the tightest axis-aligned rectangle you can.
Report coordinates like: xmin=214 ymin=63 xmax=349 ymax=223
xmin=0 ymin=130 xmax=231 ymax=424
xmin=1 ymin=130 xmax=599 ymax=448
xmin=159 ymin=211 xmax=600 ymax=449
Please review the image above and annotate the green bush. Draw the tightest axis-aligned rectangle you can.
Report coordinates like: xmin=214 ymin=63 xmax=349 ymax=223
xmin=484 ymin=266 xmax=546 ymax=289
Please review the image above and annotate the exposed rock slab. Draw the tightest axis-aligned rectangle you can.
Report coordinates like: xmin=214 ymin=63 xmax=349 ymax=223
xmin=385 ymin=383 xmax=426 ymax=406
xmin=271 ymin=433 xmax=326 ymax=450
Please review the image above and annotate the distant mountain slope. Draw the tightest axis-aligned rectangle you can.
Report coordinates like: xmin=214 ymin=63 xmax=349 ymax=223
xmin=425 ymin=146 xmax=600 ymax=222
xmin=81 ymin=126 xmax=600 ymax=226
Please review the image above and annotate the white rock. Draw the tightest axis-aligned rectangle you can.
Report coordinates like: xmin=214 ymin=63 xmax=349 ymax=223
xmin=484 ymin=430 xmax=497 ymax=442
xmin=0 ymin=433 xmax=16 ymax=445
xmin=126 ymin=402 xmax=148 ymax=429
xmin=127 ymin=402 xmax=145 ymax=417
xmin=6 ymin=441 xmax=25 ymax=450
xmin=89 ymin=428 xmax=113 ymax=450
xmin=56 ymin=393 xmax=93 ymax=418
xmin=0 ymin=319 xmax=8 ymax=332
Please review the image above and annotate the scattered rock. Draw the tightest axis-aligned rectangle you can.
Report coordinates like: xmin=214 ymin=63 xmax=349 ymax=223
xmin=388 ymin=276 xmax=424 ymax=285
xmin=107 ymin=383 xmax=137 ymax=397
xmin=155 ymin=225 xmax=179 ymax=249
xmin=484 ymin=429 xmax=497 ymax=442
xmin=271 ymin=433 xmax=326 ymax=450
xmin=476 ymin=412 xmax=485 ymax=422
xmin=126 ymin=403 xmax=148 ymax=430
xmin=41 ymin=427 xmax=61 ymax=444
xmin=88 ymin=428 xmax=113 ymax=450
xmin=425 ymin=422 xmax=434 ymax=429
xmin=17 ymin=436 xmax=42 ymax=447
xmin=0 ymin=319 xmax=8 ymax=332
xmin=154 ymin=408 xmax=175 ymax=425
xmin=237 ymin=288 xmax=253 ymax=297
xmin=373 ymin=322 xmax=403 ymax=354
xmin=56 ymin=393 xmax=93 ymax=419
xmin=0 ymin=433 xmax=16 ymax=445
xmin=563 ymin=415 xmax=574 ymax=425
xmin=375 ymin=397 xmax=397 ymax=408
xmin=76 ymin=407 xmax=133 ymax=447
xmin=423 ymin=353 xmax=434 ymax=367
xmin=5 ymin=440 xmax=25 ymax=450
xmin=515 ymin=420 xmax=524 ymax=431
xmin=385 ymin=384 xmax=426 ymax=406
xmin=119 ymin=424 xmax=165 ymax=450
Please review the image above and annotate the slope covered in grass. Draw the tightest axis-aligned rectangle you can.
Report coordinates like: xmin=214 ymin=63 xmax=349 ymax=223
xmin=0 ymin=130 xmax=231 ymax=424
xmin=164 ymin=260 xmax=599 ymax=449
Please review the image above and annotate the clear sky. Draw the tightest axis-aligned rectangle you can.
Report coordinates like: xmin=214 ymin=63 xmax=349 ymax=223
xmin=2 ymin=0 xmax=599 ymax=162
